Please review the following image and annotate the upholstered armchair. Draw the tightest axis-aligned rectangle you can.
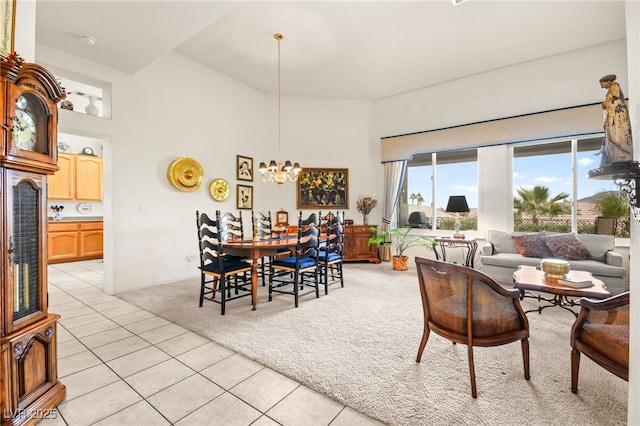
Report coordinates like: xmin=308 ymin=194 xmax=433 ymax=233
xmin=570 ymin=291 xmax=629 ymax=393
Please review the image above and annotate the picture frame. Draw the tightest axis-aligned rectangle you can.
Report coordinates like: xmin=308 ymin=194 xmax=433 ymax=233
xmin=237 ymin=184 xmax=253 ymax=210
xmin=237 ymin=155 xmax=253 ymax=181
xmin=296 ymin=168 xmax=349 ymax=209
xmin=1 ymin=0 xmax=16 ymax=56
xmin=276 ymin=210 xmax=289 ymax=226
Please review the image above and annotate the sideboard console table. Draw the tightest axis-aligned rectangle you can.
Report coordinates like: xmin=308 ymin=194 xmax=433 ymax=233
xmin=343 ymin=224 xmax=380 ymax=263
xmin=284 ymin=223 xmax=380 ymax=263
xmin=432 ymin=237 xmax=478 ymax=268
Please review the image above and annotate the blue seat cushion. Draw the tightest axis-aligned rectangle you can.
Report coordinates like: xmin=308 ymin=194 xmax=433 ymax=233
xmin=318 ymin=252 xmax=342 ymax=262
xmin=272 ymin=256 xmax=317 ymax=269
xmin=200 ymin=259 xmax=251 ymax=274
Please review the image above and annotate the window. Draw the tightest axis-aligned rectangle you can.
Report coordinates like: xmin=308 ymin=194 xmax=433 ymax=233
xmin=513 ymin=137 xmax=622 ymax=235
xmin=400 ymin=149 xmax=477 ymax=232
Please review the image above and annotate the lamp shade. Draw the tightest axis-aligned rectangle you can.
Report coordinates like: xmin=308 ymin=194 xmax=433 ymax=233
xmin=446 ymin=195 xmax=469 ymax=213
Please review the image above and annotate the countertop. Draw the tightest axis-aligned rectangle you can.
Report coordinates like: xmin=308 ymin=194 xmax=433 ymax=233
xmin=48 ymin=216 xmax=103 ymax=223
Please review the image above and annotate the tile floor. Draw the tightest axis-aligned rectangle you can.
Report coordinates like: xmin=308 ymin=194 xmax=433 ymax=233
xmin=39 ymin=260 xmax=383 ymax=426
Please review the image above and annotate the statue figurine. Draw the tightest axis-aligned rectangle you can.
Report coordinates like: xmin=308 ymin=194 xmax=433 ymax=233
xmin=599 ymin=74 xmax=633 ymax=165
xmin=594 ymin=140 xmax=611 ymax=168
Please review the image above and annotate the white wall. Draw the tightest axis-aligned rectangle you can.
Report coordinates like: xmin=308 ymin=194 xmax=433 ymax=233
xmin=37 ymin=46 xmax=376 ymax=293
xmin=374 ymin=41 xmax=628 ymax=140
xmin=625 ymin=1 xmax=639 ymax=422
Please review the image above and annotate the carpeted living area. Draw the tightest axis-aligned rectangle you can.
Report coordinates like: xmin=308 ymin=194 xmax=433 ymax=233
xmin=119 ymin=262 xmax=628 ymax=425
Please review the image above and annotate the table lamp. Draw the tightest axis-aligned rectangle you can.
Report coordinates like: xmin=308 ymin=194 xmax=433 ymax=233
xmin=446 ymin=195 xmax=469 ymax=239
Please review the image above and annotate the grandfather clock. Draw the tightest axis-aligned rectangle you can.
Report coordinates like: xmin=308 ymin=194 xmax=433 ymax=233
xmin=0 ymin=56 xmax=66 ymax=425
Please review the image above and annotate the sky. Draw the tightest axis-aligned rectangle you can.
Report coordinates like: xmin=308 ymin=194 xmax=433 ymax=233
xmin=407 ymin=150 xmax=619 ymax=210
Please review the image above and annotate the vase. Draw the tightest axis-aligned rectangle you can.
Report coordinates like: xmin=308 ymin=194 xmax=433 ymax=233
xmin=363 ymin=214 xmax=368 ymax=225
xmin=85 ymin=95 xmax=100 ymax=116
xmin=392 ymin=255 xmax=409 ymax=271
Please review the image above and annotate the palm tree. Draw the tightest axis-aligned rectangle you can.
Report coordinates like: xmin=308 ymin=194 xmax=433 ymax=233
xmin=592 ymin=190 xmax=628 ymax=217
xmin=514 ymin=185 xmax=570 ymax=225
xmin=592 ymin=190 xmax=629 ymax=236
xmin=409 ymin=192 xmax=424 ymax=206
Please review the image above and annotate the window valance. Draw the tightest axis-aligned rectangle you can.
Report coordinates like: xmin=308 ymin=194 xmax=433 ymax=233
xmin=381 ymin=103 xmax=603 ymax=162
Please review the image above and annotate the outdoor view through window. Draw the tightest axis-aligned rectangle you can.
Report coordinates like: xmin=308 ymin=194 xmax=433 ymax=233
xmin=401 ymin=138 xmax=628 ymax=237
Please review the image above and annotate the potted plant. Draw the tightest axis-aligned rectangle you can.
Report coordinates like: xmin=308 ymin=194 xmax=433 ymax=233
xmin=368 ymin=227 xmax=434 ymax=271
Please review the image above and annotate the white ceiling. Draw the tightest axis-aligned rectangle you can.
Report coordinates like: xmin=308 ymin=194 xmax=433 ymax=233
xmin=35 ymin=0 xmax=627 ymax=100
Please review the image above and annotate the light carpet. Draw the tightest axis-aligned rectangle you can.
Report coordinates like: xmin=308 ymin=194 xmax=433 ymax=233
xmin=119 ymin=262 xmax=628 ymax=425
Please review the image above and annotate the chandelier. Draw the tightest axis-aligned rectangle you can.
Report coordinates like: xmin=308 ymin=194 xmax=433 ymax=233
xmin=259 ymin=33 xmax=301 ymax=185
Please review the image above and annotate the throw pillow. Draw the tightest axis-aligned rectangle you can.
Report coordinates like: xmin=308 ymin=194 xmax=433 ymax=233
xmin=512 ymin=234 xmax=553 ymax=258
xmin=542 ymin=234 xmax=591 ymax=261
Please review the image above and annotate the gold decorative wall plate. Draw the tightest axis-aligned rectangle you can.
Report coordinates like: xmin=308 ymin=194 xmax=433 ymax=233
xmin=209 ymin=178 xmax=230 ymax=201
xmin=167 ymin=157 xmax=204 ymax=192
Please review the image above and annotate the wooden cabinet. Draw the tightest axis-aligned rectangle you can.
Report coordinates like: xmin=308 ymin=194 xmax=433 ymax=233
xmin=47 ymin=153 xmax=74 ymax=199
xmin=76 ymin=155 xmax=102 ymax=200
xmin=0 ymin=315 xmax=65 ymax=422
xmin=47 ymin=153 xmax=102 ymax=200
xmin=343 ymin=225 xmax=380 ymax=263
xmin=1 ymin=60 xmax=66 ymax=424
xmin=48 ymin=221 xmax=103 ymax=263
xmin=283 ymin=223 xmax=380 ymax=263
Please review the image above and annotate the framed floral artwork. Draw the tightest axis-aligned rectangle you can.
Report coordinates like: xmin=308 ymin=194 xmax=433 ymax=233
xmin=296 ymin=168 xmax=348 ymax=209
xmin=237 ymin=184 xmax=253 ymax=210
xmin=237 ymin=155 xmax=253 ymax=181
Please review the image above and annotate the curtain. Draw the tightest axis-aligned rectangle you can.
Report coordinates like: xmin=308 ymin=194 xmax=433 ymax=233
xmin=381 ymin=160 xmax=407 ymax=232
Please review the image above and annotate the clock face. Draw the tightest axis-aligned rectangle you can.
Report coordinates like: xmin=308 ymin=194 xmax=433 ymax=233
xmin=15 ymin=109 xmax=37 ymax=151
xmin=13 ymin=93 xmax=48 ymax=154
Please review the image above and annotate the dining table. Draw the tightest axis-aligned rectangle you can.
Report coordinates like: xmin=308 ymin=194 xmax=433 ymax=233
xmin=222 ymin=237 xmax=298 ymax=310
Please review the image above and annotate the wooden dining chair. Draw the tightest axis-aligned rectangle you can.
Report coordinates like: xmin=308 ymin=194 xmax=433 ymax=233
xmin=318 ymin=211 xmax=345 ymax=294
xmin=251 ymin=210 xmax=290 ymax=286
xmin=268 ymin=211 xmax=320 ymax=307
xmin=415 ymin=257 xmax=530 ymax=398
xmin=195 ymin=211 xmax=253 ymax=315
xmin=570 ymin=291 xmax=629 ymax=393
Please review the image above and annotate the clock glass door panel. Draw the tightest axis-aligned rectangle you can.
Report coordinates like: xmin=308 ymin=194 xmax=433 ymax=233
xmin=13 ymin=179 xmax=41 ymax=320
xmin=4 ymin=170 xmax=46 ymax=331
xmin=13 ymin=92 xmax=49 ymax=155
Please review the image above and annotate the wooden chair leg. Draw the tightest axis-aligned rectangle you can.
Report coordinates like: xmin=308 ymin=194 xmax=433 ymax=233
xmin=571 ymin=348 xmax=581 ymax=393
xmin=522 ymin=338 xmax=530 ymax=380
xmin=212 ymin=277 xmax=219 ymax=298
xmin=220 ymin=277 xmax=226 ymax=315
xmin=294 ymin=270 xmax=300 ymax=308
xmin=468 ymin=345 xmax=477 ymax=398
xmin=199 ymin=275 xmax=205 ymax=307
xmin=323 ymin=265 xmax=329 ymax=295
xmin=416 ymin=327 xmax=430 ymax=362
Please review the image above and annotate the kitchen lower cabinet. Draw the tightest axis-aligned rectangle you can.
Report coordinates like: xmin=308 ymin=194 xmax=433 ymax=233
xmin=48 ymin=221 xmax=103 ymax=263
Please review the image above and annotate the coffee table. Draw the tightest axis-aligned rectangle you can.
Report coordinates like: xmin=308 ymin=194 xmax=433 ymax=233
xmin=513 ymin=265 xmax=610 ymax=317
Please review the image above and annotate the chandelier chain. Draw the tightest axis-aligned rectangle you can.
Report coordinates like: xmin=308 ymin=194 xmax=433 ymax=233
xmin=277 ymin=33 xmax=282 ymax=160
xmin=258 ymin=33 xmax=301 ymax=185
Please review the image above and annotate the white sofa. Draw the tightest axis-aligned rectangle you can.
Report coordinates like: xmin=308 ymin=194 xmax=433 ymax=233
xmin=480 ymin=230 xmax=627 ymax=294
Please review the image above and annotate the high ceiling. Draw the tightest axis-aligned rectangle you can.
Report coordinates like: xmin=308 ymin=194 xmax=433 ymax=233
xmin=34 ymin=0 xmax=627 ymax=100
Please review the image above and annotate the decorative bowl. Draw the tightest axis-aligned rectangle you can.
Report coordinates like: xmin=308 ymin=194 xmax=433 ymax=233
xmin=540 ymin=258 xmax=570 ymax=279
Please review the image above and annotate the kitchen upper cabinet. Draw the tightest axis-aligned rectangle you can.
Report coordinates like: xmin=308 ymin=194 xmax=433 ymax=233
xmin=47 ymin=153 xmax=102 ymax=201
xmin=48 ymin=153 xmax=75 ymax=199
xmin=76 ymin=155 xmax=102 ymax=200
